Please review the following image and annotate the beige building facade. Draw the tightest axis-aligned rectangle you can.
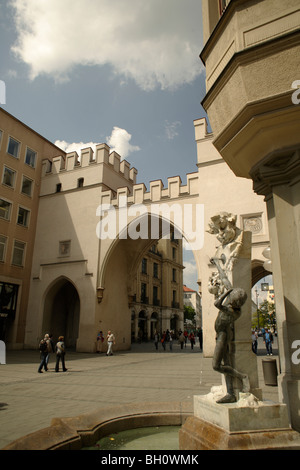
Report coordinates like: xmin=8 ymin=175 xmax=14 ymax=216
xmin=0 ymin=108 xmax=66 ymax=347
xmin=183 ymin=284 xmax=202 ymax=327
xmin=201 ymin=0 xmax=300 ymax=431
xmin=23 ymin=115 xmax=269 ymax=358
xmin=131 ymin=237 xmax=184 ymax=342
xmin=24 ymin=144 xmax=197 ymax=352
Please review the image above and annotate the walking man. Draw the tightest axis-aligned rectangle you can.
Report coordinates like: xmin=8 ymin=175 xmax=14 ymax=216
xmin=55 ymin=336 xmax=67 ymax=372
xmin=106 ymin=330 xmax=115 ymax=356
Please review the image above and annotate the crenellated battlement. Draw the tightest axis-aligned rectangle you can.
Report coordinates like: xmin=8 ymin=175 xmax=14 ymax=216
xmin=99 ymin=172 xmax=199 ymax=208
xmin=40 ymin=141 xmax=199 ymax=203
xmin=40 ymin=143 xmax=138 ymax=195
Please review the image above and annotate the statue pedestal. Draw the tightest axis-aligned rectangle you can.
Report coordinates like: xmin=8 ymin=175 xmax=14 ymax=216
xmin=179 ymin=390 xmax=300 ymax=450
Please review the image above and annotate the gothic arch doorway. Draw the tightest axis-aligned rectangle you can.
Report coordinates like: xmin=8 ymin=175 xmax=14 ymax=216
xmin=43 ymin=278 xmax=80 ymax=349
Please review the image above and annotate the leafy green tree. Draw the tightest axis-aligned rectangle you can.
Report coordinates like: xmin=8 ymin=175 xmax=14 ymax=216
xmin=252 ymin=300 xmax=276 ymax=330
xmin=184 ymin=305 xmax=196 ymax=326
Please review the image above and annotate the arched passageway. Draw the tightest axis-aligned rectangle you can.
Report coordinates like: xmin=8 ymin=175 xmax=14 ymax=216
xmin=98 ymin=213 xmax=193 ymax=349
xmin=252 ymin=259 xmax=271 ymax=287
xmin=43 ymin=278 xmax=80 ymax=348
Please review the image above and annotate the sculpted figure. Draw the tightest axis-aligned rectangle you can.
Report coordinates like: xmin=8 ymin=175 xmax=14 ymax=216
xmin=207 ymin=212 xmax=243 ymax=273
xmin=208 ymin=213 xmax=249 ymax=403
xmin=211 ymin=259 xmax=249 ymax=403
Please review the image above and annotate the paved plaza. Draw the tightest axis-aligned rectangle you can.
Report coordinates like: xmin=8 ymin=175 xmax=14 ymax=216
xmin=0 ymin=337 xmax=279 ymax=449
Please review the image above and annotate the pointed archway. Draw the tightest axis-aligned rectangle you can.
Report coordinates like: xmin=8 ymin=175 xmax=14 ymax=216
xmin=42 ymin=277 xmax=80 ymax=348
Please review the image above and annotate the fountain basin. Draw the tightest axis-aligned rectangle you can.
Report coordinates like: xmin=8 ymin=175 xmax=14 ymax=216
xmin=82 ymin=425 xmax=181 ymax=450
xmin=3 ymin=401 xmax=192 ymax=450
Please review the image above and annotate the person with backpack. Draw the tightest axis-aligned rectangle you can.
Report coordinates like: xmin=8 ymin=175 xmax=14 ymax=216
xmin=55 ymin=336 xmax=67 ymax=372
xmin=38 ymin=335 xmax=49 ymax=373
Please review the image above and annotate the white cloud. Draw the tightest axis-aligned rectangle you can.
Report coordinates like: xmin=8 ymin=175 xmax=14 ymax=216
xmin=54 ymin=139 xmax=99 ymax=156
xmin=10 ymin=0 xmax=203 ymax=90
xmin=106 ymin=127 xmax=140 ymax=159
xmin=165 ymin=120 xmax=181 ymax=140
xmin=55 ymin=126 xmax=140 ymax=160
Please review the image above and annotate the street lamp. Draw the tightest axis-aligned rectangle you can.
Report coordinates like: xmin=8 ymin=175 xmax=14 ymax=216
xmin=262 ymin=246 xmax=272 ymax=272
xmin=255 ymin=287 xmax=260 ymax=331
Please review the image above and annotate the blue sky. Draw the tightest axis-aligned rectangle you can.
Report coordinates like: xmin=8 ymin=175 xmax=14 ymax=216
xmin=0 ymin=0 xmax=209 ymax=292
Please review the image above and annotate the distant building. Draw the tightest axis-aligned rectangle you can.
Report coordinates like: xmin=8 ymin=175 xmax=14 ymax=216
xmin=267 ymin=286 xmax=275 ymax=305
xmin=131 ymin=237 xmax=184 ymax=341
xmin=183 ymin=285 xmax=202 ymax=327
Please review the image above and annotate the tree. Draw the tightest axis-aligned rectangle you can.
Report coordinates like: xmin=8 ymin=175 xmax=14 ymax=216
xmin=252 ymin=300 xmax=276 ymax=330
xmin=184 ymin=305 xmax=196 ymax=326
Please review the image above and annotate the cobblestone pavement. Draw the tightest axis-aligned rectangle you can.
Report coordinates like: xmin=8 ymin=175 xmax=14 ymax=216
xmin=0 ymin=337 xmax=279 ymax=449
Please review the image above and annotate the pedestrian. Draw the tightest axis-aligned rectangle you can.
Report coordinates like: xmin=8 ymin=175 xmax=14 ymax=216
xmin=45 ymin=333 xmax=55 ymax=367
xmin=161 ymin=331 xmax=167 ymax=351
xmin=38 ymin=335 xmax=49 ymax=373
xmin=55 ymin=336 xmax=67 ymax=372
xmin=169 ymin=330 xmax=174 ymax=351
xmin=178 ymin=331 xmax=185 ymax=350
xmin=154 ymin=330 xmax=159 ymax=350
xmin=189 ymin=332 xmax=195 ymax=350
xmin=198 ymin=327 xmax=203 ymax=351
xmin=96 ymin=331 xmax=104 ymax=353
xmin=106 ymin=330 xmax=115 ymax=356
xmin=184 ymin=330 xmax=188 ymax=348
xmin=264 ymin=328 xmax=273 ymax=355
xmin=251 ymin=330 xmax=258 ymax=354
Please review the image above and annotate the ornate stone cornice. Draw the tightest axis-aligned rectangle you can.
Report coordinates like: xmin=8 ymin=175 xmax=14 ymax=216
xmin=250 ymin=147 xmax=300 ymax=197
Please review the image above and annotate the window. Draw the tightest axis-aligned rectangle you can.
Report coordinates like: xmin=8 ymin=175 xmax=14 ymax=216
xmin=77 ymin=178 xmax=84 ymax=188
xmin=172 ymin=290 xmax=177 ymax=307
xmin=25 ymin=147 xmax=37 ymax=168
xmin=56 ymin=183 xmax=62 ymax=192
xmin=21 ymin=176 xmax=33 ymax=197
xmin=153 ymin=262 xmax=158 ymax=278
xmin=153 ymin=286 xmax=159 ymax=305
xmin=17 ymin=207 xmax=30 ymax=227
xmin=7 ymin=137 xmax=20 ymax=158
xmin=0 ymin=235 xmax=7 ymax=262
xmin=12 ymin=240 xmax=25 ymax=266
xmin=141 ymin=258 xmax=147 ymax=274
xmin=0 ymin=282 xmax=19 ymax=320
xmin=59 ymin=240 xmax=71 ymax=257
xmin=0 ymin=198 xmax=12 ymax=220
xmin=0 ymin=130 xmax=3 ymax=147
xmin=172 ymin=268 xmax=176 ymax=282
xmin=2 ymin=167 xmax=16 ymax=188
xmin=141 ymin=283 xmax=147 ymax=303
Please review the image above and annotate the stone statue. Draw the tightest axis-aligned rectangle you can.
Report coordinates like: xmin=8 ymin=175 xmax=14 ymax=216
xmin=208 ymin=213 xmax=250 ymax=403
xmin=207 ymin=212 xmax=243 ymax=274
